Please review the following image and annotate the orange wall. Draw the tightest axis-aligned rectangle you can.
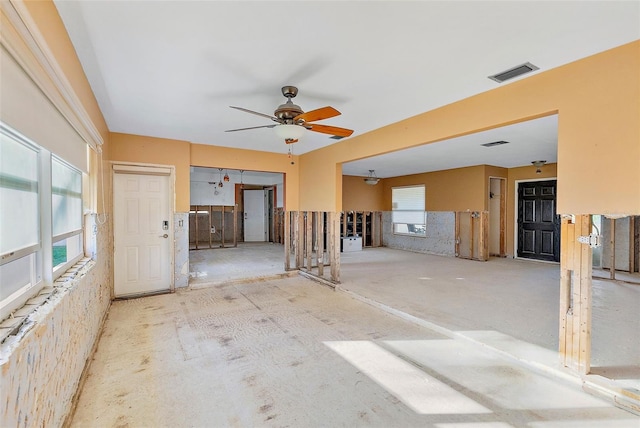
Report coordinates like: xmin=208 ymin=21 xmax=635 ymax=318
xmin=110 ymin=133 xmax=192 ymax=211
xmin=301 ymin=41 xmax=640 ymax=215
xmin=190 ymin=143 xmax=299 ymax=210
xmin=381 ymin=166 xmax=487 ymax=212
xmin=506 ymin=163 xmax=558 ymax=257
xmin=342 ymin=175 xmax=384 ymax=211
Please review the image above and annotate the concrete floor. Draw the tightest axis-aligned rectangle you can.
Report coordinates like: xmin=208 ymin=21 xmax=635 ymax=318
xmin=69 ymin=244 xmax=640 ymax=426
xmin=72 ymin=276 xmax=638 ymax=427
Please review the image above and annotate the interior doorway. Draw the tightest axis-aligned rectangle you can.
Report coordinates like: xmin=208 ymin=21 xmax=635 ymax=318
xmin=489 ymin=177 xmax=506 ymax=257
xmin=516 ymin=179 xmax=560 ymax=262
xmin=243 ymin=189 xmax=267 ymax=242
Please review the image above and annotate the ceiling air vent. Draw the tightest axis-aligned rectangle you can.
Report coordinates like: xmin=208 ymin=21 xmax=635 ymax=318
xmin=481 ymin=140 xmax=510 ymax=147
xmin=488 ymin=62 xmax=539 ymax=83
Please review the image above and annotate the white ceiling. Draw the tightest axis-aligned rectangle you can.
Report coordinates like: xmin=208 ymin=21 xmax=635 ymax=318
xmin=54 ymin=1 xmax=639 ymax=178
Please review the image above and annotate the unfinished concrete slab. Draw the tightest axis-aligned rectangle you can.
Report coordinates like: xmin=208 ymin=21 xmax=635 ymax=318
xmin=189 ymin=242 xmax=287 ymax=286
xmin=71 ymin=276 xmax=638 ymax=426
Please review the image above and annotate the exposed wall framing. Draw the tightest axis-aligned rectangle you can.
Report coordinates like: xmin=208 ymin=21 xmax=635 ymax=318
xmin=284 ymin=211 xmax=340 ymax=284
xmin=189 ymin=205 xmax=237 ymax=249
xmin=559 ymin=215 xmax=592 ymax=374
xmin=455 ymin=211 xmax=489 ymax=261
xmin=340 ymin=211 xmax=383 ymax=247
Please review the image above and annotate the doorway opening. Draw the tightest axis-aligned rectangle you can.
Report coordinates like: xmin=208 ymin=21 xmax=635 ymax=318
xmin=489 ymin=177 xmax=506 ymax=257
xmin=188 ymin=167 xmax=285 ymax=285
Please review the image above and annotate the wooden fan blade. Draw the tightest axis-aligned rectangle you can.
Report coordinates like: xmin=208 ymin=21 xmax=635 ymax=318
xmin=307 ymin=123 xmax=354 ymax=137
xmin=230 ymin=106 xmax=279 ymax=121
xmin=225 ymin=124 xmax=276 ymax=132
xmin=294 ymin=106 xmax=340 ymax=123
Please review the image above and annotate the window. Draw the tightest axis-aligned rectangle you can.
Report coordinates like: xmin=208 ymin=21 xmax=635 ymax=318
xmin=0 ymin=123 xmax=86 ymax=320
xmin=392 ymin=185 xmax=426 ymax=236
xmin=52 ymin=157 xmax=83 ymax=273
xmin=0 ymin=126 xmax=43 ymax=317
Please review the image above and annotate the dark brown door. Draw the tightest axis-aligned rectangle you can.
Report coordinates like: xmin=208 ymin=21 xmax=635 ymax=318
xmin=517 ymin=180 xmax=560 ymax=262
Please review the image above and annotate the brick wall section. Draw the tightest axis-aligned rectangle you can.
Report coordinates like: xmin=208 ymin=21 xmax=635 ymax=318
xmin=0 ymin=221 xmax=112 ymax=427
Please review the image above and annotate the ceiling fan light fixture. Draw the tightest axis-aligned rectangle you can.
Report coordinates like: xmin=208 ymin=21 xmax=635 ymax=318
xmin=273 ymin=124 xmax=305 ymax=142
xmin=364 ymin=170 xmax=380 ymax=185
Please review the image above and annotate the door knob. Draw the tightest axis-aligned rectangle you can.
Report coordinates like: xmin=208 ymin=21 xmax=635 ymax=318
xmin=160 ymin=234 xmax=168 ymax=238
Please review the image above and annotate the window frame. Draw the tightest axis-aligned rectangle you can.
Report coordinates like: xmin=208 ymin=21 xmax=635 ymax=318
xmin=391 ymin=185 xmax=427 ymax=237
xmin=0 ymin=122 xmax=86 ymax=320
xmin=51 ymin=155 xmax=84 ymax=277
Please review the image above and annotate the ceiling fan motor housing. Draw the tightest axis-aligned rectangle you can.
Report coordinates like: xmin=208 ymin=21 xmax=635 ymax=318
xmin=274 ymin=99 xmax=304 ymax=122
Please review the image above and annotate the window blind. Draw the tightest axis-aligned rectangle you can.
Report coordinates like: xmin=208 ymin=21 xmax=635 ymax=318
xmin=0 ymin=46 xmax=88 ymax=172
xmin=392 ymin=185 xmax=425 ymax=224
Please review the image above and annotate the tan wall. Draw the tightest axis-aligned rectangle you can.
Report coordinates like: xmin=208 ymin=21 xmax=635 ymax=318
xmin=300 ymin=41 xmax=640 ymax=215
xmin=190 ymin=143 xmax=300 ymax=211
xmin=342 ymin=175 xmax=385 ymax=211
xmin=506 ymin=163 xmax=558 ymax=257
xmin=381 ymin=166 xmax=487 ymax=212
xmin=110 ymin=133 xmax=192 ymax=211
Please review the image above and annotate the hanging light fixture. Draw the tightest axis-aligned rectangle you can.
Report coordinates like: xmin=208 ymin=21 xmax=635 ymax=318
xmin=217 ymin=168 xmax=224 ymax=187
xmin=364 ymin=170 xmax=380 ymax=185
xmin=531 ymin=160 xmax=547 ymax=174
xmin=239 ymin=170 xmax=244 ymax=189
xmin=223 ymin=170 xmax=230 ymax=182
xmin=273 ymin=124 xmax=305 ymax=144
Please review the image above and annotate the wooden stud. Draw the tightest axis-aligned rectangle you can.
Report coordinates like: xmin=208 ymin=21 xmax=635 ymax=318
xmin=194 ymin=205 xmax=199 ymax=250
xmin=559 ymin=217 xmax=572 ymax=366
xmin=221 ymin=205 xmax=226 ymax=248
xmin=329 ymin=212 xmax=341 ymax=283
xmin=363 ymin=212 xmax=368 ymax=247
xmin=577 ymin=215 xmax=592 ymax=373
xmin=292 ymin=211 xmax=299 ymax=269
xmin=470 ymin=213 xmax=475 ymax=259
xmin=559 ymin=215 xmax=593 ymax=374
xmin=232 ymin=206 xmax=238 ymax=247
xmin=499 ymin=179 xmax=506 ymax=257
xmin=317 ymin=212 xmax=325 ymax=277
xmin=297 ymin=211 xmax=305 ymax=269
xmin=610 ymin=218 xmax=616 ymax=280
xmin=629 ymin=216 xmax=635 ymax=273
xmin=284 ymin=211 xmax=291 ymax=271
xmin=306 ymin=212 xmax=313 ymax=270
xmin=455 ymin=212 xmax=460 ymax=257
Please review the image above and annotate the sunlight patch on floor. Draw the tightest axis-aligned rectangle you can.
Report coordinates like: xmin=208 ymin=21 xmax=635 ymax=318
xmin=324 ymin=340 xmax=491 ymax=415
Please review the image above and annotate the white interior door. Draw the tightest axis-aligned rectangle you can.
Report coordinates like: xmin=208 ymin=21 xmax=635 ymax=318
xmin=244 ymin=189 xmax=266 ymax=242
xmin=114 ymin=170 xmax=172 ymax=297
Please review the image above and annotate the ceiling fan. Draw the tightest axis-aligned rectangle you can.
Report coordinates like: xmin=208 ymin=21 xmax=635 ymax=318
xmin=225 ymin=86 xmax=354 ymax=144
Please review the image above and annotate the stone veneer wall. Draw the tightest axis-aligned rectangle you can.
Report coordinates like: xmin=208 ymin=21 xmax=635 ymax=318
xmin=382 ymin=211 xmax=456 ymax=256
xmin=0 ymin=219 xmax=112 ymax=427
xmin=174 ymin=212 xmax=190 ymax=288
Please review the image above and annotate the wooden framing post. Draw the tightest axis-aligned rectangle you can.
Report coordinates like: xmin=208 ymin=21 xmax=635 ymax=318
xmin=296 ymin=211 xmax=305 ymax=269
xmin=559 ymin=215 xmax=593 ymax=374
xmin=306 ymin=212 xmax=313 ymax=270
xmin=329 ymin=212 xmax=341 ymax=283
xmin=317 ymin=212 xmax=324 ymax=276
xmin=220 ymin=205 xmax=226 ymax=248
xmin=284 ymin=211 xmax=291 ymax=271
xmin=609 ymin=218 xmax=616 ymax=280
xmin=630 ymin=216 xmax=636 ymax=273
xmin=232 ymin=206 xmax=238 ymax=247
